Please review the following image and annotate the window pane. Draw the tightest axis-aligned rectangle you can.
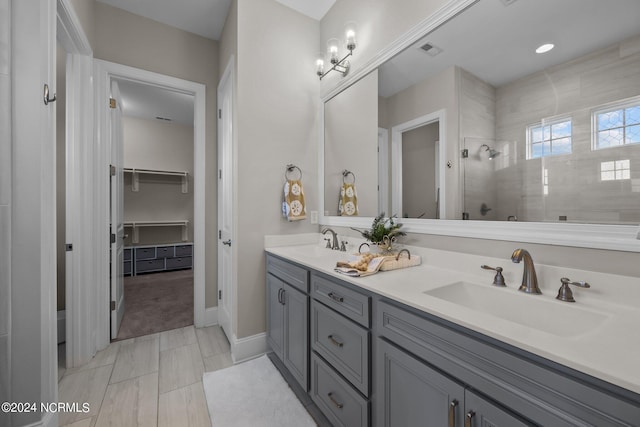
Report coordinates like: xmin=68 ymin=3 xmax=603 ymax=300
xmin=601 ymin=171 xmax=615 ymax=181
xmin=531 ymin=142 xmax=542 ymax=158
xmin=626 ymin=124 xmax=640 ymax=144
xmin=542 ymin=140 xmax=551 ymax=157
xmin=625 ymin=105 xmax=640 ymax=125
xmin=598 ymin=110 xmax=623 ymax=130
xmin=553 ymin=137 xmax=572 ymax=154
xmin=601 ymin=161 xmax=614 ymax=172
xmin=598 ymin=129 xmax=624 ymax=148
xmin=530 ymin=126 xmax=543 ymax=143
xmin=552 ymin=121 xmax=571 ymax=138
xmin=543 ymin=125 xmax=551 ymax=141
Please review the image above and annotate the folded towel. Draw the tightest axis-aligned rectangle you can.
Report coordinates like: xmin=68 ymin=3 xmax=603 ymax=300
xmin=282 ymin=179 xmax=306 ymax=221
xmin=338 ymin=183 xmax=358 ymax=216
xmin=334 ymin=253 xmax=391 ymax=277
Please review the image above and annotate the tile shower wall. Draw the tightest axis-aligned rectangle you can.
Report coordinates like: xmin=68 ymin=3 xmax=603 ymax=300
xmin=493 ymin=36 xmax=640 ymax=223
xmin=0 ymin=0 xmax=11 ymax=423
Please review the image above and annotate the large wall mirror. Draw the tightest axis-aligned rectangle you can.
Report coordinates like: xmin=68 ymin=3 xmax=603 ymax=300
xmin=320 ymin=0 xmax=640 ymax=250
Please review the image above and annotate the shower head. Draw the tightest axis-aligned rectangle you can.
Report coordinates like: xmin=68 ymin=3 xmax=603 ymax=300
xmin=480 ymin=144 xmax=500 ymax=160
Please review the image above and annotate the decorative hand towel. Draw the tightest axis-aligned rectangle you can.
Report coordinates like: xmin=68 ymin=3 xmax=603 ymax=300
xmin=339 ymin=170 xmax=358 ymax=216
xmin=282 ymin=165 xmax=306 ymax=221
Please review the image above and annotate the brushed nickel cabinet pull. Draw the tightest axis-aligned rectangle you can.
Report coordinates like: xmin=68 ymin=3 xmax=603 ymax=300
xmin=448 ymin=400 xmax=458 ymax=427
xmin=465 ymin=410 xmax=475 ymax=427
xmin=328 ymin=334 xmax=344 ymax=348
xmin=328 ymin=292 xmax=344 ymax=303
xmin=327 ymin=392 xmax=343 ymax=409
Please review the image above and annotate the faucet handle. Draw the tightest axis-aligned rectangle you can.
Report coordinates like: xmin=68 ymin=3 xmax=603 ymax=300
xmin=340 ymin=240 xmax=348 ymax=252
xmin=481 ymin=265 xmax=506 ymax=287
xmin=556 ymin=277 xmax=590 ymax=302
xmin=324 ymin=238 xmax=332 ymax=249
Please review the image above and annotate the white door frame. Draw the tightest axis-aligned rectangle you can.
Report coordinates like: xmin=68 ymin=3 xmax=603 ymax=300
xmin=217 ymin=57 xmax=236 ymax=342
xmin=378 ymin=127 xmax=389 ymax=214
xmin=94 ymin=60 xmax=207 ymax=350
xmin=391 ymin=110 xmax=446 ymax=219
xmin=56 ymin=0 xmax=96 ymax=368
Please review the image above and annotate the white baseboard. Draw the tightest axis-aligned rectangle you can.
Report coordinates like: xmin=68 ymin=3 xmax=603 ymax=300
xmin=23 ymin=412 xmax=57 ymax=427
xmin=57 ymin=310 xmax=65 ymax=344
xmin=231 ymin=332 xmax=268 ymax=364
xmin=204 ymin=307 xmax=218 ymax=327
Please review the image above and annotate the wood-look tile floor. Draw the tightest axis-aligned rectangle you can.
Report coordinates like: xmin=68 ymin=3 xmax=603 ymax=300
xmin=58 ymin=325 xmax=233 ymax=427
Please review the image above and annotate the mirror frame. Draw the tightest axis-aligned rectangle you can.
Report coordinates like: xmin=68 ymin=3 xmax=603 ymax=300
xmin=318 ymin=0 xmax=640 ymax=252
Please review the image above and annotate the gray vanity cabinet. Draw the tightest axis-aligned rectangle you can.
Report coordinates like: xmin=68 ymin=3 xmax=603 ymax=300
xmin=375 ymin=337 xmax=531 ymax=427
xmin=266 ymin=255 xmax=310 ymax=392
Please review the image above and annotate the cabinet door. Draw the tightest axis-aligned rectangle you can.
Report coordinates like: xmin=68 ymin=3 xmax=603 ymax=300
xmin=376 ymin=337 xmax=464 ymax=427
xmin=464 ymin=390 xmax=533 ymax=427
xmin=283 ymin=283 xmax=309 ymax=391
xmin=266 ymin=274 xmax=284 ymax=360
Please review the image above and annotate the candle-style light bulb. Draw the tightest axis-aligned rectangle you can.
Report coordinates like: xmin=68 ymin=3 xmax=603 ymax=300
xmin=345 ymin=22 xmax=357 ymax=51
xmin=316 ymin=58 xmax=324 ymax=76
xmin=327 ymin=38 xmax=339 ymax=64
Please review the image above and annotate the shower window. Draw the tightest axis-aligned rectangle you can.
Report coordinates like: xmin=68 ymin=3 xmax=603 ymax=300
xmin=526 ymin=118 xmax=572 ymax=159
xmin=593 ymin=100 xmax=640 ymax=150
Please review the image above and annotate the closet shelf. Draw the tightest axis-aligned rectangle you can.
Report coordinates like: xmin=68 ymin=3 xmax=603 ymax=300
xmin=123 ymin=167 xmax=189 ymax=193
xmin=124 ymin=220 xmax=189 ymax=243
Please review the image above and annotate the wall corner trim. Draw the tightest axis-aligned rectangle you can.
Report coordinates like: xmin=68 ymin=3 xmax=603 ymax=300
xmin=204 ymin=307 xmax=218 ymax=327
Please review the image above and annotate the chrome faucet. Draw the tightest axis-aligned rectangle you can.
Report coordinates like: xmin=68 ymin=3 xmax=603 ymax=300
xmin=321 ymin=228 xmax=340 ymax=251
xmin=511 ymin=249 xmax=542 ymax=294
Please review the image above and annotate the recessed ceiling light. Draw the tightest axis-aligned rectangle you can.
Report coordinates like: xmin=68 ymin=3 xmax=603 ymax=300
xmin=535 ymin=43 xmax=554 ymax=54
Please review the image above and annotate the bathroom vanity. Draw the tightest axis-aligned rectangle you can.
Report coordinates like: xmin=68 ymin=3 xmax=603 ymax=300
xmin=265 ymin=241 xmax=640 ymax=427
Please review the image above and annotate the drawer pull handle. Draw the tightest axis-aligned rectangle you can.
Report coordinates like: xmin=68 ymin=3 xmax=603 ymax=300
xmin=448 ymin=400 xmax=458 ymax=427
xmin=328 ymin=292 xmax=344 ymax=303
xmin=328 ymin=335 xmax=344 ymax=348
xmin=465 ymin=410 xmax=475 ymax=427
xmin=327 ymin=392 xmax=343 ymax=409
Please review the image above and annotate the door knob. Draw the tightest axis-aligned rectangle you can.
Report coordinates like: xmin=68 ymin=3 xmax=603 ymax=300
xmin=222 ymin=240 xmax=232 ymax=246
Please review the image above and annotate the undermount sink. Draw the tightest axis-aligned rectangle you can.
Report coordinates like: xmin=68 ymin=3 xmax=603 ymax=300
xmin=424 ymin=281 xmax=609 ymax=337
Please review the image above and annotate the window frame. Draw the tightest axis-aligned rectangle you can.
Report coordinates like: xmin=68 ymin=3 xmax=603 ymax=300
xmin=591 ymin=96 xmax=640 ymax=151
xmin=526 ymin=117 xmax=573 ymax=160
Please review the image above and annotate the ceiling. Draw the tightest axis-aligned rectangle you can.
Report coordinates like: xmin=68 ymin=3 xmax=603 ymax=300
xmin=379 ymin=0 xmax=640 ymax=98
xmin=97 ymin=0 xmax=335 ymax=40
xmin=115 ymin=79 xmax=195 ymax=126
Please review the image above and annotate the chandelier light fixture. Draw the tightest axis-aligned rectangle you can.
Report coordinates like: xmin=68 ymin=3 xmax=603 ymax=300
xmin=317 ymin=22 xmax=357 ymax=80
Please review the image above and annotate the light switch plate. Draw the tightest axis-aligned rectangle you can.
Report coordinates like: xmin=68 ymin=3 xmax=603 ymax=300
xmin=310 ymin=211 xmax=318 ymax=224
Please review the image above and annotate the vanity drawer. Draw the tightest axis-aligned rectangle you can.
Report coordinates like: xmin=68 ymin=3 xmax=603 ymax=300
xmin=312 ymin=300 xmax=370 ymax=396
xmin=311 ymin=352 xmax=369 ymax=427
xmin=136 ymin=258 xmax=164 ymax=273
xmin=266 ymin=254 xmax=309 ymax=293
xmin=175 ymin=244 xmax=193 ymax=257
xmin=166 ymin=256 xmax=192 ymax=270
xmin=124 ymin=248 xmax=132 ymax=261
xmin=156 ymin=246 xmax=174 ymax=258
xmin=311 ymin=272 xmax=370 ymax=327
xmin=135 ymin=247 xmax=156 ymax=260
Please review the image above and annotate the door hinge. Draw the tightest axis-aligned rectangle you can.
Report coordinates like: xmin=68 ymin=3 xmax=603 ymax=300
xmin=218 ymin=230 xmax=222 ymax=239
xmin=110 ymin=233 xmax=116 ymax=244
xmin=109 ymin=98 xmax=116 ymax=109
xmin=110 ymin=301 xmax=116 ymax=311
xmin=218 ymin=290 xmax=222 ymax=300
xmin=218 ymin=109 xmax=221 ymax=119
xmin=461 ymin=149 xmax=469 ymax=158
xmin=110 ymin=164 xmax=116 ymax=176
xmin=219 ymin=169 xmax=222 ymax=179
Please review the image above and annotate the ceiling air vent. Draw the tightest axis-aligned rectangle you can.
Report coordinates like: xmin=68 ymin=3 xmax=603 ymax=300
xmin=419 ymin=42 xmax=443 ymax=57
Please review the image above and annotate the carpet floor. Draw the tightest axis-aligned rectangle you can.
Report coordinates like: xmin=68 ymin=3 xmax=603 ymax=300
xmin=203 ymin=355 xmax=317 ymax=427
xmin=114 ymin=269 xmax=193 ymax=341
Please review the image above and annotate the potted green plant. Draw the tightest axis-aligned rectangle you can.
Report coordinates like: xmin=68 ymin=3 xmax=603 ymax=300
xmin=351 ymin=212 xmax=406 ymax=253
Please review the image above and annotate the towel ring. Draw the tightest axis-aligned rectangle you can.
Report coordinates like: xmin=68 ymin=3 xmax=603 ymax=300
xmin=285 ymin=164 xmax=302 ymax=181
xmin=342 ymin=170 xmax=356 ymax=184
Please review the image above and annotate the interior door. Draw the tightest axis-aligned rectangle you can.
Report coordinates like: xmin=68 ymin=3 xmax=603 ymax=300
xmin=110 ymin=80 xmax=125 ymax=339
xmin=217 ymin=64 xmax=234 ymax=340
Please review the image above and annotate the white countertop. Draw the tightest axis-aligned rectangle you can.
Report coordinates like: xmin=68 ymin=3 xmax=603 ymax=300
xmin=265 ymin=234 xmax=640 ymax=395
